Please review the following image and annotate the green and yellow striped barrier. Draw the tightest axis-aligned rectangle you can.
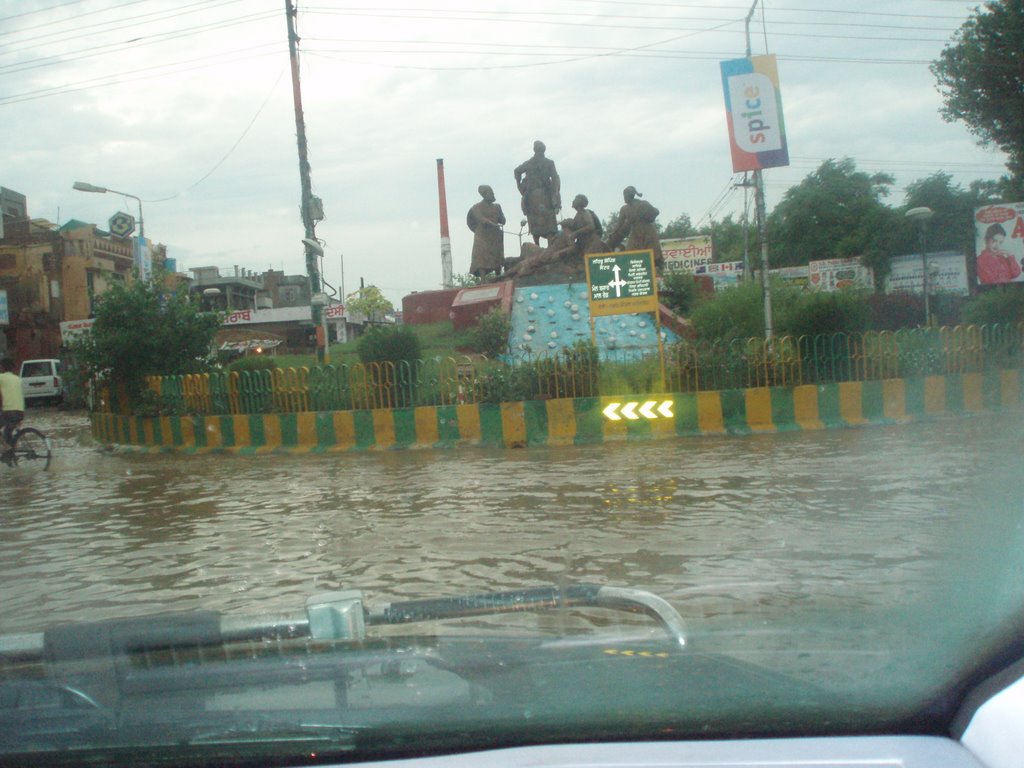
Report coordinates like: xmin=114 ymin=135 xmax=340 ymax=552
xmin=92 ymin=370 xmax=1023 ymax=454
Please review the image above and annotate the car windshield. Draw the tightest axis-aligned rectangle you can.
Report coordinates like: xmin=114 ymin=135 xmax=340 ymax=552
xmin=20 ymin=362 xmax=53 ymax=378
xmin=2 ymin=1 xmax=1023 ymax=768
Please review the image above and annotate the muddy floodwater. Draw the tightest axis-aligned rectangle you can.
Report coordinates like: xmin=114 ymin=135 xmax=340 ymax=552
xmin=2 ymin=408 xmax=1021 ymax=651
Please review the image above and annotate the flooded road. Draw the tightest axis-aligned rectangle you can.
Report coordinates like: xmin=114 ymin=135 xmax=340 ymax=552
xmin=2 ymin=407 xmax=1021 ymax=642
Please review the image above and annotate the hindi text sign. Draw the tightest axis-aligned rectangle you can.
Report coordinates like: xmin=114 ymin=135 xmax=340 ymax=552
xmin=585 ymin=250 xmax=659 ymax=318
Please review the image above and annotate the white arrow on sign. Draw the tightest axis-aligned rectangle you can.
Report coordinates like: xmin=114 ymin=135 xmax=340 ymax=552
xmin=602 ymin=400 xmax=675 ymax=421
xmin=608 ymin=264 xmax=628 ymax=297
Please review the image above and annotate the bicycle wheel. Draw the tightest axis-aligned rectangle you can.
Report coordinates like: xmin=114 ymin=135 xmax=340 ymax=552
xmin=11 ymin=428 xmax=52 ymax=471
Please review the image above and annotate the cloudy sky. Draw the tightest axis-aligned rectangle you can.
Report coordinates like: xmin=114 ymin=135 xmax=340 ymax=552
xmin=2 ymin=0 xmax=1010 ymax=305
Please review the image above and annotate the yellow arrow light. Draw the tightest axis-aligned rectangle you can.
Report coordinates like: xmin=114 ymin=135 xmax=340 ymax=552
xmin=601 ymin=399 xmax=675 ymax=421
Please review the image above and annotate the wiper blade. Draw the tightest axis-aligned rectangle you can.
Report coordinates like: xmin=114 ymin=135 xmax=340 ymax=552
xmin=0 ymin=583 xmax=686 ymax=667
xmin=368 ymin=584 xmax=687 ymax=647
xmin=185 ymin=720 xmax=363 ymax=748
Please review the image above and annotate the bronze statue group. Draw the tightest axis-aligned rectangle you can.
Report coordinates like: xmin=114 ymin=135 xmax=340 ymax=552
xmin=466 ymin=140 xmax=663 ymax=280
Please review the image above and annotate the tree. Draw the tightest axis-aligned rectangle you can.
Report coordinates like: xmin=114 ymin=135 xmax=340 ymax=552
xmin=902 ymin=172 xmax=991 ymax=258
xmin=72 ymin=280 xmax=222 ymax=403
xmin=932 ymin=1 xmax=1024 ymax=193
xmin=659 ymin=213 xmax=695 ymax=239
xmin=345 ymin=285 xmax=394 ymax=323
xmin=766 ymin=158 xmax=899 ymax=279
xmin=699 ymin=214 xmax=749 ymax=264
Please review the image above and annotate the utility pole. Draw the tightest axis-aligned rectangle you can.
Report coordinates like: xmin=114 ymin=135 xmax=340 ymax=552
xmin=285 ymin=0 xmax=326 ymax=359
xmin=746 ymin=0 xmax=773 ymax=339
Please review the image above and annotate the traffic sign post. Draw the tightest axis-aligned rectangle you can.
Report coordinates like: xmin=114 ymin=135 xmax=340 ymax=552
xmin=584 ymin=249 xmax=666 ymax=390
xmin=584 ymin=250 xmax=659 ymax=317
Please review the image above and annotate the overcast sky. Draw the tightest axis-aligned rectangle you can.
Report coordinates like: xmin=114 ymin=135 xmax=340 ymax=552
xmin=2 ymin=0 xmax=1011 ymax=305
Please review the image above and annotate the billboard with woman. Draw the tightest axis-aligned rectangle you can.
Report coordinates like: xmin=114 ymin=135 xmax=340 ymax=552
xmin=975 ymin=203 xmax=1024 ymax=285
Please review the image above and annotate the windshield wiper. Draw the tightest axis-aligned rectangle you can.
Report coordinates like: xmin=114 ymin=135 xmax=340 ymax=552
xmin=1 ymin=583 xmax=686 ymax=664
xmin=366 ymin=584 xmax=687 ymax=646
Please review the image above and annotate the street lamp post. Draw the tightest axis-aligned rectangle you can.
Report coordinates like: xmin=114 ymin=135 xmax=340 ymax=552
xmin=905 ymin=206 xmax=934 ymax=327
xmin=72 ymin=181 xmax=144 ymax=239
xmin=73 ymin=181 xmax=151 ymax=281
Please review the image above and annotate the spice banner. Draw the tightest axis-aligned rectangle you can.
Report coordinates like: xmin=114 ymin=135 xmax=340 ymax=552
xmin=720 ymin=54 xmax=789 ymax=173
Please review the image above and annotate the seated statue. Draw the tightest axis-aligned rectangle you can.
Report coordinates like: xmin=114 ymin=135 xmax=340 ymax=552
xmin=504 ymin=218 xmax=580 ymax=279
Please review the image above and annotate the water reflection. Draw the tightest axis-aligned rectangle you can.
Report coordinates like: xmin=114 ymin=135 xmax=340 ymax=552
xmin=1 ymin=410 xmax=1021 ymax=641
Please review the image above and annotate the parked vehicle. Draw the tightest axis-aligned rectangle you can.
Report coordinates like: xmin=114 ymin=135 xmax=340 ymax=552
xmin=19 ymin=359 xmax=63 ymax=405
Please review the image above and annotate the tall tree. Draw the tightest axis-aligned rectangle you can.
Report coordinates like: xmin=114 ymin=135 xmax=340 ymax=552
xmin=902 ymin=172 xmax=996 ymax=259
xmin=699 ymin=214 xmax=750 ymax=264
xmin=931 ymin=1 xmax=1024 ymax=194
xmin=766 ymin=158 xmax=899 ymax=276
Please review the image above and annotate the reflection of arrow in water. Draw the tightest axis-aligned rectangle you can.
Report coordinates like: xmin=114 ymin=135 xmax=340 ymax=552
xmin=608 ymin=264 xmax=628 ymax=297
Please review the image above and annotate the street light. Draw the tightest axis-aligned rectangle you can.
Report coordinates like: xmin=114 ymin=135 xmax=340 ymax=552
xmin=72 ymin=181 xmax=144 ymax=239
xmin=905 ymin=206 xmax=934 ymax=327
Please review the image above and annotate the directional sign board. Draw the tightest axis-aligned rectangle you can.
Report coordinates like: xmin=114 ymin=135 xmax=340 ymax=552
xmin=584 ymin=250 xmax=659 ymax=317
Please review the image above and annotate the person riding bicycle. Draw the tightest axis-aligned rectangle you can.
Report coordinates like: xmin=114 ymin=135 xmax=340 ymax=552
xmin=0 ymin=358 xmax=25 ymax=463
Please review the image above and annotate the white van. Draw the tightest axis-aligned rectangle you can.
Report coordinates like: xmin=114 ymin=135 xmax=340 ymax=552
xmin=19 ymin=359 xmax=63 ymax=405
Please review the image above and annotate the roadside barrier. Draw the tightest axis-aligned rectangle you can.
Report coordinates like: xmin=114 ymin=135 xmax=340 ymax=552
xmin=92 ymin=369 xmax=1023 ymax=454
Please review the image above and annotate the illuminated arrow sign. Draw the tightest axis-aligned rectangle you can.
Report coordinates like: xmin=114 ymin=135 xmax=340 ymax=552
xmin=603 ymin=400 xmax=674 ymax=422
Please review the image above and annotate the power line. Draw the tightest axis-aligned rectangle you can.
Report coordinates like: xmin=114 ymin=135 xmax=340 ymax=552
xmin=145 ymin=67 xmax=287 ymax=203
xmin=0 ymin=44 xmax=282 ymax=107
xmin=0 ymin=0 xmax=158 ymax=40
xmin=0 ymin=7 xmax=275 ymax=68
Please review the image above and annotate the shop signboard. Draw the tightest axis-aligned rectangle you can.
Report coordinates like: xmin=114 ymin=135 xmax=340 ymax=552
xmin=885 ymin=252 xmax=969 ymax=296
xmin=808 ymin=257 xmax=874 ymax=292
xmin=662 ymin=236 xmax=713 ymax=273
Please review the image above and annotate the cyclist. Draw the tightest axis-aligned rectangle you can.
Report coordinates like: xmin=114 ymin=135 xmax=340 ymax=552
xmin=0 ymin=358 xmax=25 ymax=464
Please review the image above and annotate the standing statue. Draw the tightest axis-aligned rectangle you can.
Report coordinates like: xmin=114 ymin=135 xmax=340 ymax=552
xmin=605 ymin=186 xmax=663 ymax=268
xmin=570 ymin=194 xmax=606 ymax=254
xmin=466 ymin=185 xmax=506 ymax=278
xmin=514 ymin=140 xmax=561 ymax=245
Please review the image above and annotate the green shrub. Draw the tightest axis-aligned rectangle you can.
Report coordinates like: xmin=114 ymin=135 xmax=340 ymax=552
xmin=660 ymin=271 xmax=700 ymax=316
xmin=776 ymin=289 xmax=870 ymax=338
xmin=867 ymin=292 xmax=924 ymax=330
xmin=467 ymin=308 xmax=512 ymax=357
xmin=357 ymin=325 xmax=423 ymax=366
xmin=229 ymin=355 xmax=279 ymax=373
xmin=690 ymin=281 xmax=774 ymax=340
xmin=963 ymin=287 xmax=1024 ymax=326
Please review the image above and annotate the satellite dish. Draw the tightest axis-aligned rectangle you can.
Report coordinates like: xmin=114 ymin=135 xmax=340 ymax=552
xmin=302 ymin=238 xmax=324 ymax=257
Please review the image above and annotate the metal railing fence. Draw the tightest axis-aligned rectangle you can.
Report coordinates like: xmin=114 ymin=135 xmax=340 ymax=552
xmin=101 ymin=323 xmax=1022 ymax=416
